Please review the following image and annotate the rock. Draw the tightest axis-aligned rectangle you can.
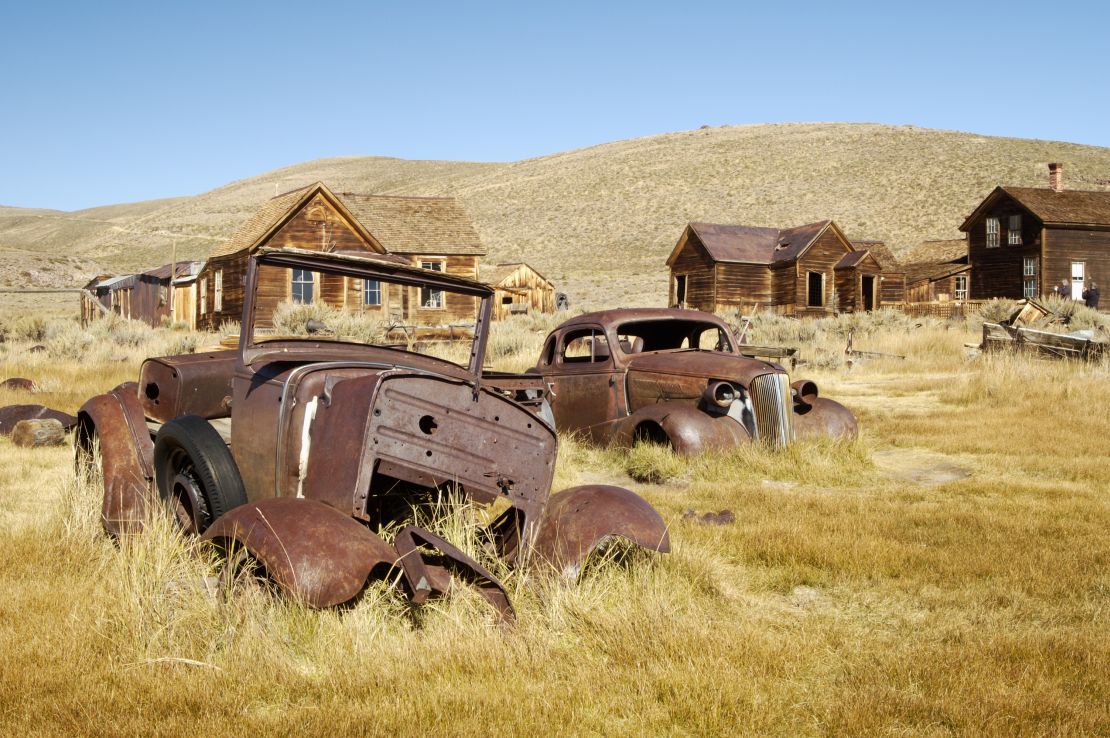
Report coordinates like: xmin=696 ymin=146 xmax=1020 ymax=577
xmin=682 ymin=508 xmax=735 ymax=526
xmin=1 ymin=378 xmax=37 ymax=392
xmin=11 ymin=418 xmax=65 ymax=447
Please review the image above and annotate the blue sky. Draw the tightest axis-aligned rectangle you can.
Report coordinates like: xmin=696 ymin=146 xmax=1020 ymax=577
xmin=2 ymin=1 xmax=1107 ymax=210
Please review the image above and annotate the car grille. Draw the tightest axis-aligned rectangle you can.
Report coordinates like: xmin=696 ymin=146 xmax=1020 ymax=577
xmin=750 ymin=373 xmax=793 ymax=448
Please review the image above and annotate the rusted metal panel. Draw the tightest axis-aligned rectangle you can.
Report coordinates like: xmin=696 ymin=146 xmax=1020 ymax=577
xmin=0 ymin=405 xmax=76 ymax=435
xmin=139 ymin=351 xmax=237 ymax=423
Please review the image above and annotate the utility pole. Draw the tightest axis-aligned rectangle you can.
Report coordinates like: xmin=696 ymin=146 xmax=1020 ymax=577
xmin=169 ymin=239 xmax=176 ymax=317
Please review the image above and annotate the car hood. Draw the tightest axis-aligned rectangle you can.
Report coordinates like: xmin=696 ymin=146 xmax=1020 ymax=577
xmin=624 ymin=350 xmax=783 ymax=386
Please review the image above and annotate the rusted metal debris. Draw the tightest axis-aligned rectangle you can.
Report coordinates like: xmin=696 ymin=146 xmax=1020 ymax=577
xmin=1 ymin=377 xmax=38 ymax=392
xmin=77 ymin=248 xmax=670 ymax=622
xmin=0 ymin=404 xmax=77 ymax=436
xmin=682 ymin=509 xmax=735 ymax=526
xmin=528 ymin=308 xmax=857 ymax=454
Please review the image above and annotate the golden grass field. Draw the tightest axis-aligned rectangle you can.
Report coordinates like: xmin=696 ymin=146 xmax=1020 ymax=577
xmin=0 ymin=311 xmax=1106 ymax=736
xmin=4 ymin=123 xmax=1110 ymax=308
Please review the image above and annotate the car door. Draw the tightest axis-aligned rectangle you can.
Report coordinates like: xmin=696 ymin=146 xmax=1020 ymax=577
xmin=546 ymin=326 xmax=624 ymax=443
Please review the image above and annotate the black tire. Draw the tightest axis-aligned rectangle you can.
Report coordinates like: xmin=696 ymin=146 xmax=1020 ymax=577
xmin=153 ymin=415 xmax=247 ymax=535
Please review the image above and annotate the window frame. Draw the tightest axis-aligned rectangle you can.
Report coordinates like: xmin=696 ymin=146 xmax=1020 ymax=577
xmin=806 ymin=271 xmax=825 ymax=308
xmin=1023 ymin=257 xmax=1037 ymax=277
xmin=1024 ymin=278 xmax=1038 ymax=299
xmin=199 ymin=277 xmax=207 ymax=314
xmin=363 ymin=278 xmax=381 ymax=307
xmin=214 ymin=269 xmax=223 ymax=312
xmin=291 ymin=268 xmax=314 ymax=305
xmin=1008 ymin=214 xmax=1022 ymax=245
xmin=419 ymin=259 xmax=446 ymax=310
xmin=985 ymin=217 xmax=1000 ymax=248
xmin=954 ymin=275 xmax=969 ymax=301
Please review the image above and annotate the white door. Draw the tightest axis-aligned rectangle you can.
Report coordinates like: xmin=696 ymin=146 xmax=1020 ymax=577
xmin=1072 ymin=262 xmax=1085 ymax=300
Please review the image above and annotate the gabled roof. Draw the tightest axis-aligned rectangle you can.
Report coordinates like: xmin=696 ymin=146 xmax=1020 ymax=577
xmin=208 ymin=182 xmax=385 ymax=259
xmin=835 ymin=250 xmax=878 ymax=270
xmin=849 ymin=239 xmax=901 ymax=271
xmin=960 ymin=186 xmax=1110 ymax=231
xmin=903 ymin=238 xmax=967 ymax=265
xmin=339 ymin=193 xmax=486 ymax=256
xmin=481 ymin=262 xmax=554 ymax=288
xmin=669 ymin=220 xmax=839 ymax=266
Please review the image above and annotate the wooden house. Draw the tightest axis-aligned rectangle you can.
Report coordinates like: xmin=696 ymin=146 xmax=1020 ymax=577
xmin=196 ymin=184 xmax=486 ymax=331
xmin=83 ymin=262 xmax=205 ymax=327
xmin=846 ymin=240 xmax=906 ymax=308
xmin=666 ymin=219 xmax=896 ymax=315
xmin=481 ymin=263 xmax=556 ymax=320
xmin=903 ymin=239 xmax=970 ymax=303
xmin=960 ymin=163 xmax=1110 ymax=301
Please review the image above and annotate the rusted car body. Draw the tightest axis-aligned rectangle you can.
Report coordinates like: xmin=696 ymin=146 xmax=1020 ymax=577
xmin=76 ymin=248 xmax=668 ymax=619
xmin=531 ymin=308 xmax=856 ymax=454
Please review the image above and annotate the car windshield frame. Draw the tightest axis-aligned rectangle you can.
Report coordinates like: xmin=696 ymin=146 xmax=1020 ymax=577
xmin=240 ymin=248 xmax=493 ymax=377
xmin=613 ymin=317 xmax=737 ymax=354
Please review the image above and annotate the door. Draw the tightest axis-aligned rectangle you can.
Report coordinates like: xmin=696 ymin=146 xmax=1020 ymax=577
xmin=675 ymin=275 xmax=687 ymax=306
xmin=1072 ymin=262 xmax=1085 ymax=300
xmin=546 ymin=327 xmax=624 ymax=443
xmin=861 ymin=275 xmax=876 ymax=311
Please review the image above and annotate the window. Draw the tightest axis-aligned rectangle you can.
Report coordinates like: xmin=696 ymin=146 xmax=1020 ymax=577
xmin=292 ymin=269 xmax=314 ymax=304
xmin=199 ymin=277 xmax=207 ymax=314
xmin=806 ymin=271 xmax=824 ymax=307
xmin=214 ymin=270 xmax=223 ymax=312
xmin=1023 ymin=257 xmax=1037 ymax=277
xmin=561 ymin=329 xmax=610 ymax=364
xmin=1024 ymin=279 xmax=1038 ymax=299
xmin=420 ymin=260 xmax=444 ymax=309
xmin=954 ymin=275 xmax=969 ymax=301
xmin=1008 ymin=214 xmax=1022 ymax=245
xmin=363 ymin=279 xmax=381 ymax=306
xmin=985 ymin=217 xmax=1000 ymax=248
xmin=158 ymin=286 xmax=167 ymax=306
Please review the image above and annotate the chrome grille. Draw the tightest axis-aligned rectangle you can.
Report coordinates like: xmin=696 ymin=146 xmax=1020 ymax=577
xmin=750 ymin=373 xmax=793 ymax=448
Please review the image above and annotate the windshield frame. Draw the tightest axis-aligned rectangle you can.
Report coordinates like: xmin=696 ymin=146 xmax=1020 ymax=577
xmin=612 ymin=316 xmax=737 ymax=355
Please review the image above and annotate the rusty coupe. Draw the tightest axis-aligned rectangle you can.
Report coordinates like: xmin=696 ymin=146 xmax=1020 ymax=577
xmin=77 ymin=248 xmax=668 ymax=621
xmin=530 ymin=308 xmax=857 ymax=453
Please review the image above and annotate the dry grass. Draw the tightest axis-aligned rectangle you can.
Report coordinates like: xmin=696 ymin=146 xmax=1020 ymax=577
xmin=0 ymin=316 xmax=1107 ymax=736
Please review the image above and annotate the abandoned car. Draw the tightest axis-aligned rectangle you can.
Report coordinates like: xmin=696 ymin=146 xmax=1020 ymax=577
xmin=76 ymin=248 xmax=669 ymax=620
xmin=530 ymin=308 xmax=857 ymax=453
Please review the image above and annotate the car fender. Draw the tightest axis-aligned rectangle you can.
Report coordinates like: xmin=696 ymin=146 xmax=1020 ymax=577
xmin=612 ymin=402 xmax=751 ymax=455
xmin=201 ymin=497 xmax=399 ymax=608
xmin=794 ymin=397 xmax=858 ymax=439
xmin=77 ymin=382 xmax=155 ymax=537
xmin=532 ymin=485 xmax=670 ymax=578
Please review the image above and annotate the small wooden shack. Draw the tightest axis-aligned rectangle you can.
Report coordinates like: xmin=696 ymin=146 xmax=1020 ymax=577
xmin=903 ymin=239 xmax=970 ymax=303
xmin=82 ymin=262 xmax=204 ymax=327
xmin=960 ymin=163 xmax=1110 ymax=301
xmin=481 ymin=263 xmax=556 ymax=320
xmin=666 ymin=219 xmax=898 ymax=315
xmin=846 ymin=240 xmax=906 ymax=308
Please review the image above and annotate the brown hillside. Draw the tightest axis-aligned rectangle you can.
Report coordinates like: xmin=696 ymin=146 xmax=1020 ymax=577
xmin=3 ymin=123 xmax=1109 ymax=307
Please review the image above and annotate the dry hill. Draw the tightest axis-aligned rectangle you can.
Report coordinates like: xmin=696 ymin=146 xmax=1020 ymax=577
xmin=3 ymin=123 xmax=1110 ymax=308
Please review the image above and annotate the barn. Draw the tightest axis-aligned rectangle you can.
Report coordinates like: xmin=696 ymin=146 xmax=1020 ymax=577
xmin=666 ymin=219 xmax=900 ymax=315
xmin=481 ymin=263 xmax=556 ymax=320
xmin=960 ymin=163 xmax=1110 ymax=301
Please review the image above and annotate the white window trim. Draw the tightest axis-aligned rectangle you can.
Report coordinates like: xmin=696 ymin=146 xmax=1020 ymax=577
xmin=419 ymin=258 xmax=447 ymax=310
xmin=292 ymin=268 xmax=314 ymax=305
xmin=214 ymin=269 xmax=223 ymax=312
xmin=954 ymin=275 xmax=969 ymax=301
xmin=985 ymin=217 xmax=1000 ymax=248
xmin=364 ymin=279 xmax=382 ymax=306
xmin=1023 ymin=257 xmax=1037 ymax=277
xmin=199 ymin=277 xmax=207 ymax=314
xmin=1024 ymin=279 xmax=1038 ymax=299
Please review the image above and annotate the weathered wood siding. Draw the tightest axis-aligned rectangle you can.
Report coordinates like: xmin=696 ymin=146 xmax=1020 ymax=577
xmin=880 ymin=273 xmax=906 ymax=305
xmin=1043 ymin=227 xmax=1110 ymax=297
xmin=967 ymin=194 xmax=1043 ymax=299
xmin=405 ymin=255 xmax=481 ymax=324
xmin=714 ymin=262 xmax=772 ymax=312
xmin=668 ymin=235 xmax=716 ymax=310
xmin=173 ymin=283 xmax=196 ymax=329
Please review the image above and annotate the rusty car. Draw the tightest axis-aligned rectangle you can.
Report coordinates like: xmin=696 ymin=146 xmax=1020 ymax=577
xmin=530 ymin=308 xmax=856 ymax=454
xmin=76 ymin=248 xmax=669 ymax=620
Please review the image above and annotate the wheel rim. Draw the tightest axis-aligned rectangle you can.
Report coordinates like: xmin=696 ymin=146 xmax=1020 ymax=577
xmin=164 ymin=448 xmax=210 ymax=534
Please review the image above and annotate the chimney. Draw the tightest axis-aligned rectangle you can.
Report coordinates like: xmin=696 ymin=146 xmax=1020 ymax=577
xmin=1048 ymin=162 xmax=1064 ymax=192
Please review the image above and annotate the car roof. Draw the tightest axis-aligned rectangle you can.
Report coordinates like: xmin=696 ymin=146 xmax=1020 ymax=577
xmin=556 ymin=307 xmax=728 ymax=330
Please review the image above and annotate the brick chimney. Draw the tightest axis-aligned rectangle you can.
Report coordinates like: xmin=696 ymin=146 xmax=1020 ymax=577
xmin=1048 ymin=162 xmax=1064 ymax=192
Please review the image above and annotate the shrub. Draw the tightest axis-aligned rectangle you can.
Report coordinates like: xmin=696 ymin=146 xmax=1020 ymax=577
xmin=9 ymin=315 xmax=48 ymax=342
xmin=625 ymin=442 xmax=686 ymax=484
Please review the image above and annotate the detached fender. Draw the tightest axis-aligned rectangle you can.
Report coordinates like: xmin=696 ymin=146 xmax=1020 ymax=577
xmin=77 ymin=382 xmax=154 ymax=537
xmin=533 ymin=485 xmax=670 ymax=578
xmin=201 ymin=497 xmax=398 ymax=608
xmin=612 ymin=403 xmax=751 ymax=455
xmin=794 ymin=397 xmax=858 ymax=439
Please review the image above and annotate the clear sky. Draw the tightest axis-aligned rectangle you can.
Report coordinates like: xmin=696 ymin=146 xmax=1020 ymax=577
xmin=2 ymin=0 xmax=1107 ymax=211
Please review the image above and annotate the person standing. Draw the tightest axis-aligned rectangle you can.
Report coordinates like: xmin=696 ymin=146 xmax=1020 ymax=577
xmin=1082 ymin=281 xmax=1100 ymax=310
xmin=1056 ymin=279 xmax=1072 ymax=299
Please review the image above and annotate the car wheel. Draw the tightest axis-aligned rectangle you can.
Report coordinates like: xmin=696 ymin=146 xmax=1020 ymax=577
xmin=153 ymin=415 xmax=247 ymax=535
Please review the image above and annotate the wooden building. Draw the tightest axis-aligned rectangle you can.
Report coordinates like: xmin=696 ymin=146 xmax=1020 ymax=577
xmin=481 ymin=263 xmax=556 ymax=320
xmin=666 ymin=220 xmax=899 ymax=315
xmin=960 ymin=163 xmax=1110 ymax=301
xmin=83 ymin=262 xmax=204 ymax=327
xmin=196 ymin=183 xmax=486 ymax=331
xmin=903 ymin=239 xmax=970 ymax=303
xmin=847 ymin=240 xmax=905 ymax=308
